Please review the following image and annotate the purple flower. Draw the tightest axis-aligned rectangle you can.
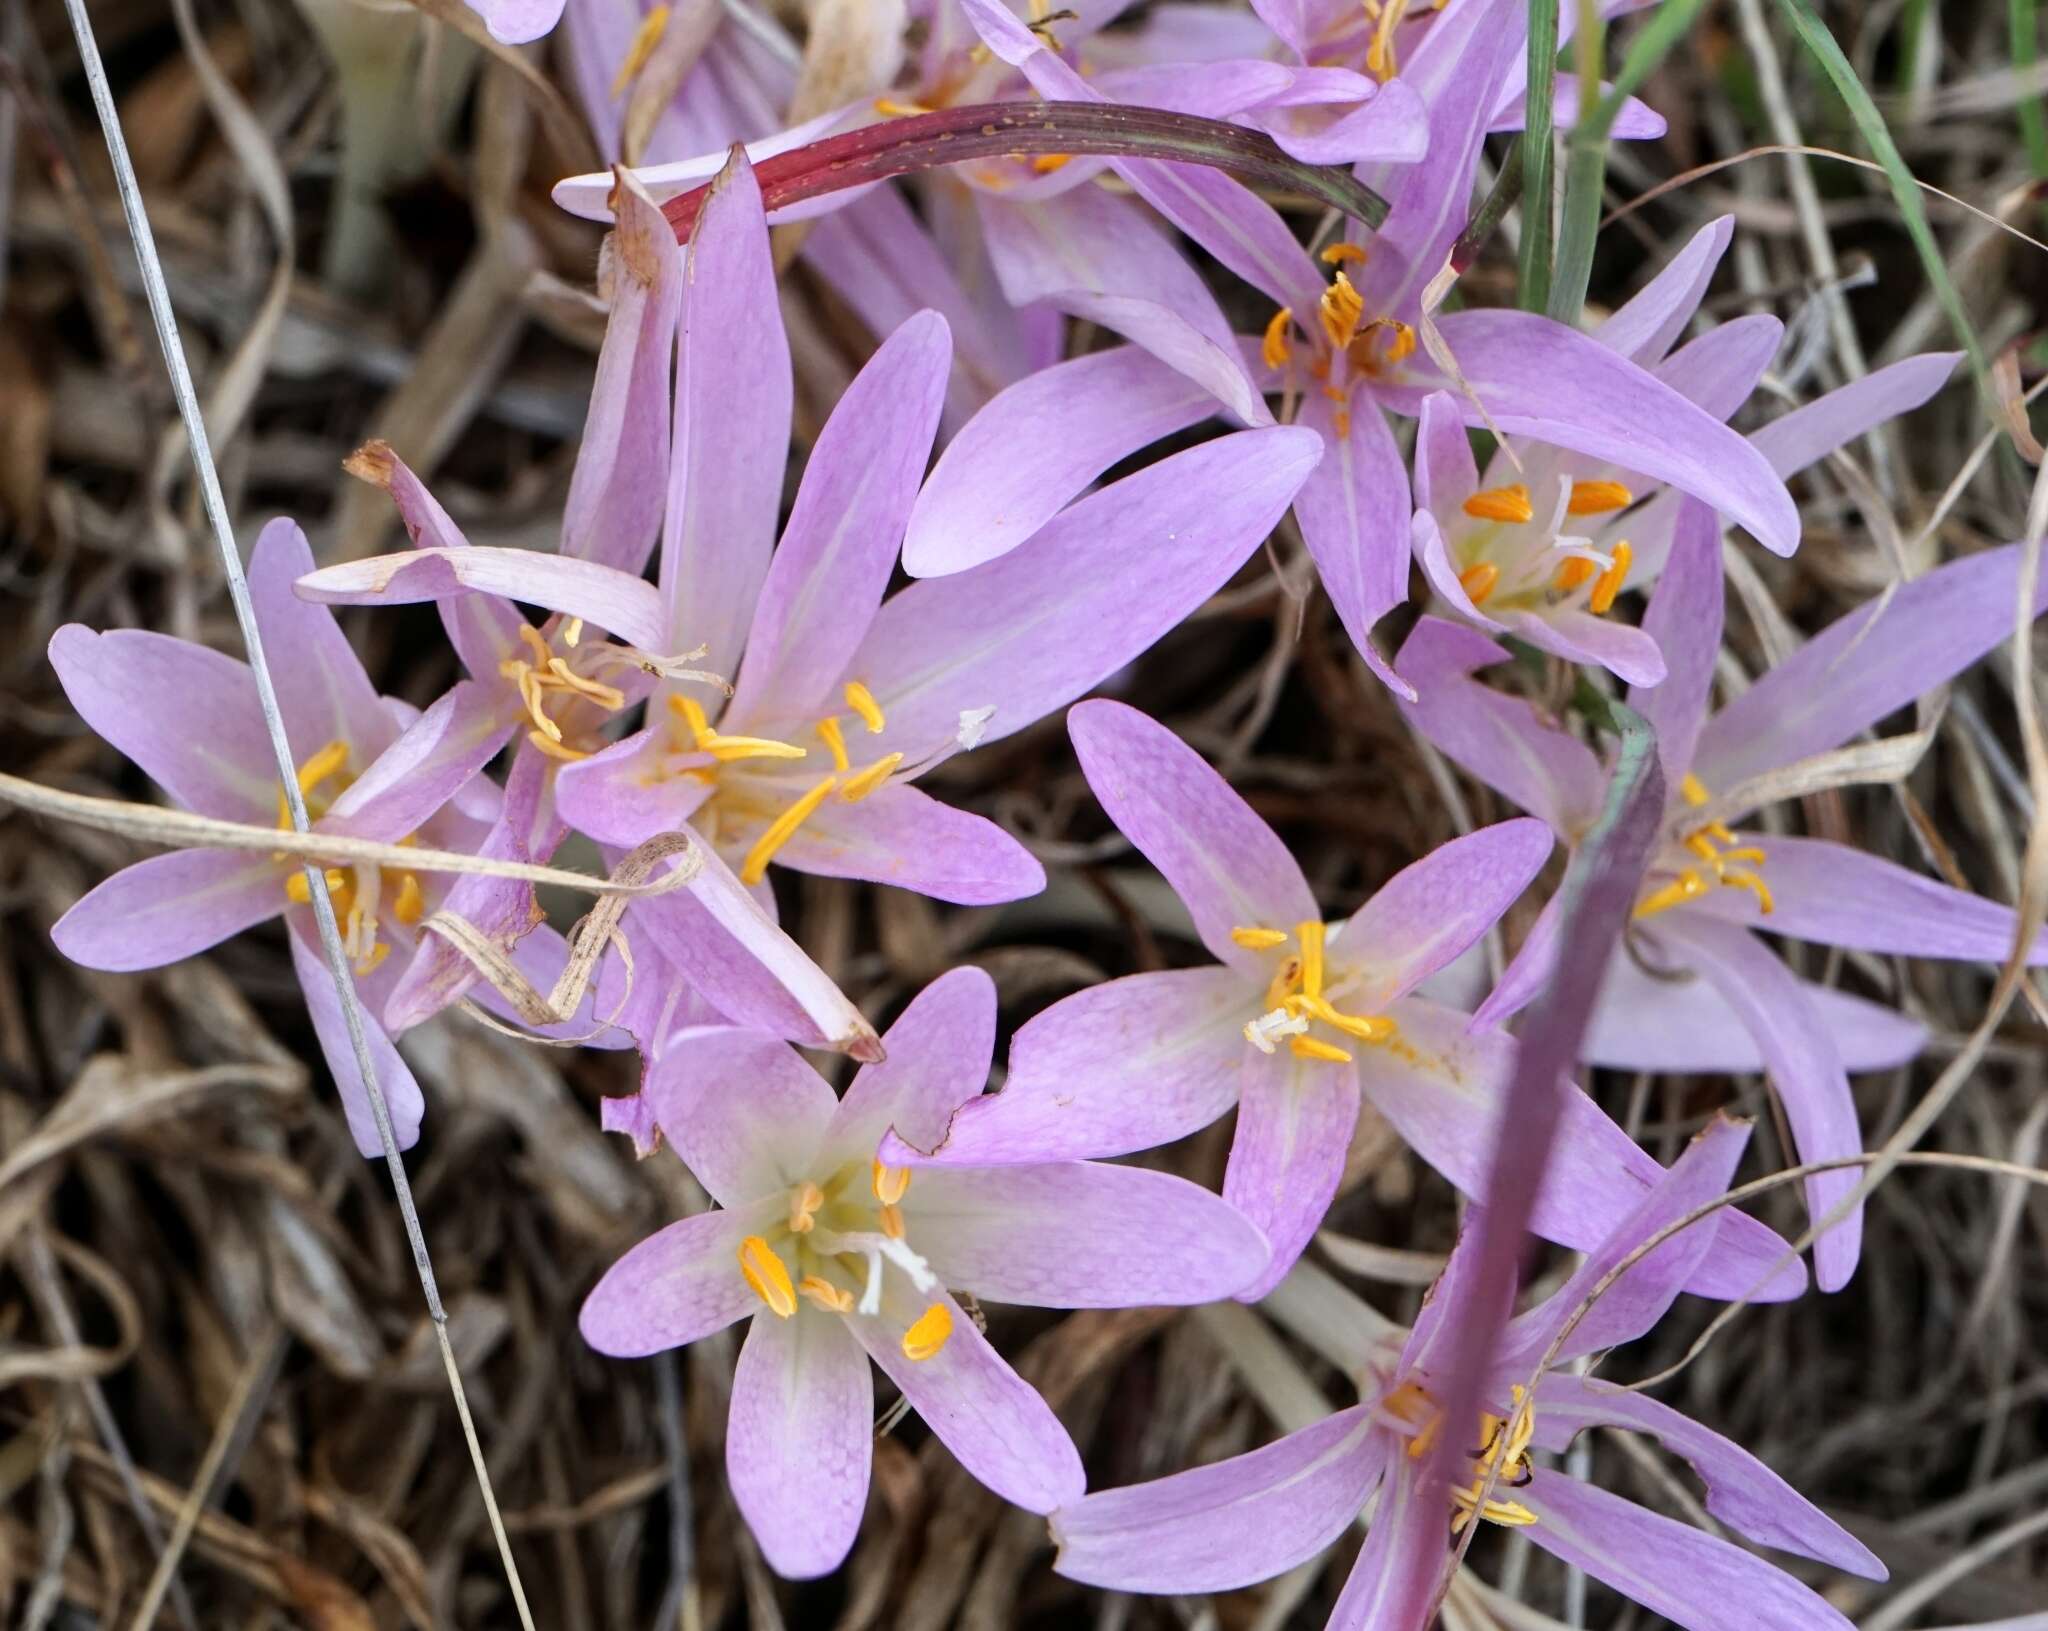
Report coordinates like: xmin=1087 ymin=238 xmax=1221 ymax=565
xmin=48 ymin=520 xmax=507 ymax=1154
xmin=1397 ymin=528 xmax=2048 ymax=1287
xmin=300 ymin=150 xmax=1320 ymax=1042
xmin=911 ymin=0 xmax=1797 ymax=694
xmin=882 ymin=698 xmax=1808 ymax=1303
xmin=466 ymin=0 xmax=565 ymax=45
xmin=578 ymin=967 xmax=1270 ymax=1577
xmin=1048 ymin=1114 xmax=1885 ymax=1631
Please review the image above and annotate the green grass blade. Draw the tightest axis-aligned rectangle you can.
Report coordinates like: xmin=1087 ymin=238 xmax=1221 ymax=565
xmin=1519 ymin=0 xmax=1560 ymax=312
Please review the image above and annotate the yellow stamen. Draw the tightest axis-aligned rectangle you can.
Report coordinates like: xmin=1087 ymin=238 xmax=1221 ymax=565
xmin=1263 ymin=954 xmax=1303 ymax=1013
xmin=1721 ymin=870 xmax=1776 ymax=914
xmin=800 ymin=1275 xmax=854 ymax=1314
xmin=358 ymin=941 xmax=390 ymax=974
xmin=392 ymin=873 xmax=423 ymax=926
xmin=1567 ymin=479 xmax=1632 ymax=516
xmin=879 ymin=1203 xmax=907 ymax=1240
xmin=816 ymin=715 xmax=851 ymax=772
xmin=1291 ymin=1035 xmax=1353 ymax=1063
xmin=739 ymin=774 xmax=839 ymax=885
xmin=1718 ymin=847 xmax=1767 ymax=866
xmin=1685 ymin=832 xmax=1721 ymax=864
xmin=544 ymin=658 xmax=627 ymax=710
xmin=561 ymin=617 xmax=583 ymax=647
xmin=610 ymin=4 xmax=670 ymax=97
xmin=1320 ymin=242 xmax=1369 ymax=267
xmin=668 ymin=692 xmax=714 ymax=745
xmin=737 ymin=1236 xmax=796 ymax=1318
xmin=902 ymin=1302 xmax=953 ymax=1361
xmin=1295 ymin=920 xmax=1327 ymax=1000
xmin=1294 ymin=993 xmax=1397 ymax=1043
xmin=528 ymin=729 xmax=592 ymax=762
xmin=873 ymin=96 xmax=934 ymax=118
xmin=296 ymin=739 xmax=350 ymax=794
xmin=1318 ymin=270 xmax=1365 ymax=351
xmin=1552 ymin=557 xmax=1596 ymax=593
xmin=872 ymin=1160 xmax=912 ymax=1205
xmin=285 ymin=868 xmax=347 ymax=906
xmin=1588 ymin=540 xmax=1632 ymax=615
xmin=839 ymin=753 xmax=903 ymax=803
xmin=1351 ymin=316 xmax=1416 ymax=367
xmin=1230 ymin=926 xmax=1291 ymax=950
xmin=1261 ymin=307 xmax=1294 ymax=370
xmin=1634 ymin=867 xmax=1708 ymax=920
xmin=1366 ymin=0 xmax=1409 ymax=78
xmin=844 ymin=681 xmax=886 ymax=734
xmin=1462 ymin=484 xmax=1534 ymax=525
xmin=789 ymin=1181 xmax=824 ymax=1234
xmin=1030 ymin=153 xmax=1072 ymax=173
xmin=1680 ymin=772 xmax=1711 ymax=807
xmin=1458 ymin=562 xmax=1500 ymax=606
xmin=702 ymin=734 xmax=809 ymax=763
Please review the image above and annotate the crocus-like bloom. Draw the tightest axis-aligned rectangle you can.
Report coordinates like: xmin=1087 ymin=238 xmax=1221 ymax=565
xmin=580 ymin=967 xmax=1271 ymax=1577
xmin=301 ymin=151 xmax=1320 ymax=1043
xmin=49 ymin=521 xmax=508 ymax=1154
xmin=1398 ymin=524 xmax=2048 ymax=1288
xmin=467 ymin=0 xmax=564 ymax=44
xmin=910 ymin=0 xmax=1796 ymax=695
xmin=882 ymin=699 xmax=1806 ymax=1304
xmin=1049 ymin=1114 xmax=1885 ymax=1631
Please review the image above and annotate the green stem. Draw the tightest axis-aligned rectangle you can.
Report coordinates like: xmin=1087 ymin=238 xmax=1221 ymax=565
xmin=1519 ymin=0 xmax=1560 ymax=311
xmin=2013 ymin=0 xmax=2048 ymax=182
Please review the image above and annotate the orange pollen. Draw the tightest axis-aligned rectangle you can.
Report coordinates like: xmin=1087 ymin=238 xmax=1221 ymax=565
xmin=1458 ymin=562 xmax=1500 ymax=606
xmin=1462 ymin=484 xmax=1533 ymax=524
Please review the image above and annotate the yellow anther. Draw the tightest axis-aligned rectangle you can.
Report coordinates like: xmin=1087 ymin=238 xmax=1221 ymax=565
xmin=1450 ymin=1385 xmax=1539 ymax=1531
xmin=1588 ymin=540 xmax=1632 ymax=615
xmin=1294 ymin=993 xmax=1397 ymax=1044
xmin=1719 ymin=847 xmax=1767 ymax=866
xmin=1261 ymin=307 xmax=1294 ymax=370
xmin=1462 ymin=484 xmax=1534 ymax=525
xmin=1352 ymin=316 xmax=1416 ymax=366
xmin=901 ymin=1302 xmax=954 ymax=1361
xmin=872 ymin=1160 xmax=912 ymax=1205
xmin=1295 ymin=919 xmax=1327 ymax=1000
xmin=544 ymin=658 xmax=626 ymax=710
xmin=1318 ymin=270 xmax=1365 ymax=351
xmin=517 ymin=623 xmax=553 ymax=665
xmin=799 ymin=1275 xmax=855 ymax=1314
xmin=296 ymin=739 xmax=350 ymax=794
xmin=1685 ymin=832 xmax=1721 ymax=864
xmin=788 ymin=1181 xmax=824 ymax=1234
xmin=839 ymin=753 xmax=903 ymax=803
xmin=843 ymin=681 xmax=886 ymax=734
xmin=1320 ymin=242 xmax=1370 ymax=267
xmin=1263 ymin=954 xmax=1303 ymax=1013
xmin=874 ymin=96 xmax=935 ymax=118
xmin=610 ymin=4 xmax=670 ymax=97
xmin=1030 ymin=153 xmax=1072 ymax=173
xmin=392 ymin=873 xmax=424 ymax=926
xmin=737 ymin=1236 xmax=796 ymax=1318
xmin=879 ymin=1203 xmax=907 ymax=1240
xmin=1680 ymin=773 xmax=1711 ymax=807
xmin=1721 ymin=870 xmax=1776 ymax=915
xmin=814 ymin=715 xmax=851 ymax=772
xmin=528 ymin=729 xmax=591 ymax=762
xmin=1567 ymin=479 xmax=1632 ymax=516
xmin=1231 ymin=926 xmax=1291 ymax=950
xmin=284 ymin=868 xmax=346 ymax=906
xmin=739 ymin=774 xmax=839 ymax=885
xmin=1291 ymin=1035 xmax=1354 ymax=1063
xmin=667 ymin=692 xmax=716 ymax=745
xmin=702 ymin=734 xmax=809 ymax=764
xmin=1457 ymin=562 xmax=1500 ymax=606
xmin=561 ymin=617 xmax=583 ymax=647
xmin=1552 ymin=557 xmax=1596 ymax=593
xmin=1366 ymin=0 xmax=1409 ymax=78
xmin=358 ymin=941 xmax=391 ymax=974
xmin=1634 ymin=867 xmax=1708 ymax=920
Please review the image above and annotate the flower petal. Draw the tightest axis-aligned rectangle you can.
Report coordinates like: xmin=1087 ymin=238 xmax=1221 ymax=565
xmin=47 ymin=626 xmax=272 ymax=820
xmin=579 ymin=1204 xmax=772 ymax=1357
xmin=1331 ymin=819 xmax=1553 ymax=1009
xmin=321 ymin=679 xmax=509 ymax=842
xmin=1051 ymin=1406 xmax=1382 ymax=1593
xmin=563 ymin=169 xmax=684 ymax=576
xmin=1654 ymin=313 xmax=1782 ymax=422
xmin=1411 ymin=391 xmax=1479 ymax=527
xmin=53 ymin=850 xmax=281 ymax=972
xmin=852 ymin=425 xmax=1320 ymax=755
xmin=853 ymin=1284 xmax=1084 ymax=1513
xmin=903 ymin=345 xmax=1223 ymax=578
xmin=888 ymin=967 xmax=1252 ymax=1167
xmin=1225 ymin=1047 xmax=1361 ymax=1301
xmin=1393 ymin=617 xmax=1607 ymax=837
xmin=728 ymin=1309 xmax=874 ymax=1580
xmin=1325 ymin=1454 xmax=1445 ymax=1631
xmin=1631 ymin=498 xmax=1723 ymax=786
xmin=1589 ymin=215 xmax=1733 ymax=367
xmin=1070 ymin=698 xmax=1316 ymax=972
xmin=828 ymin=966 xmax=996 ymax=1163
xmin=553 ymin=726 xmax=711 ymax=850
xmin=1659 ymin=913 xmax=1862 ymax=1291
xmin=1293 ymin=394 xmax=1415 ymax=693
xmin=1749 ymin=352 xmax=1960 ymax=478
xmin=289 ymin=927 xmax=424 ymax=1157
xmin=727 ymin=310 xmax=951 ymax=726
xmin=641 ymin=1026 xmax=838 ymax=1208
xmin=1362 ymin=996 xmax=1808 ymax=1301
xmin=1531 ymin=1374 xmax=1885 ymax=1577
xmin=661 ymin=148 xmax=792 ymax=675
xmin=766 ymin=780 xmax=1047 ymax=905
xmin=249 ymin=518 xmax=399 ymax=758
xmin=467 ymin=0 xmax=564 ymax=45
xmin=1520 ymin=1471 xmax=1859 ymax=1631
xmin=1696 ymin=540 xmax=2048 ymax=792
xmin=293 ymin=547 xmax=669 ymax=653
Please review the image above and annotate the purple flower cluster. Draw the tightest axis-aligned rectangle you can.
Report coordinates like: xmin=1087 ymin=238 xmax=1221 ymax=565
xmin=46 ymin=0 xmax=2042 ymax=1619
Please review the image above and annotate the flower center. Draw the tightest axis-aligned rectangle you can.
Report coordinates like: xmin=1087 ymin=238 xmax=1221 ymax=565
xmin=666 ymin=680 xmax=906 ymax=884
xmin=498 ymin=621 xmax=633 ymax=762
xmin=1634 ymin=773 xmax=1774 ymax=921
xmin=732 ymin=1157 xmax=954 ymax=1361
xmin=1231 ymin=919 xmax=1398 ymax=1064
xmin=1261 ymin=253 xmax=1418 ymax=438
xmin=1381 ymin=1380 xmax=1539 ymax=1531
xmin=1452 ymin=478 xmax=1634 ymax=616
xmin=274 ymin=740 xmax=424 ymax=974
